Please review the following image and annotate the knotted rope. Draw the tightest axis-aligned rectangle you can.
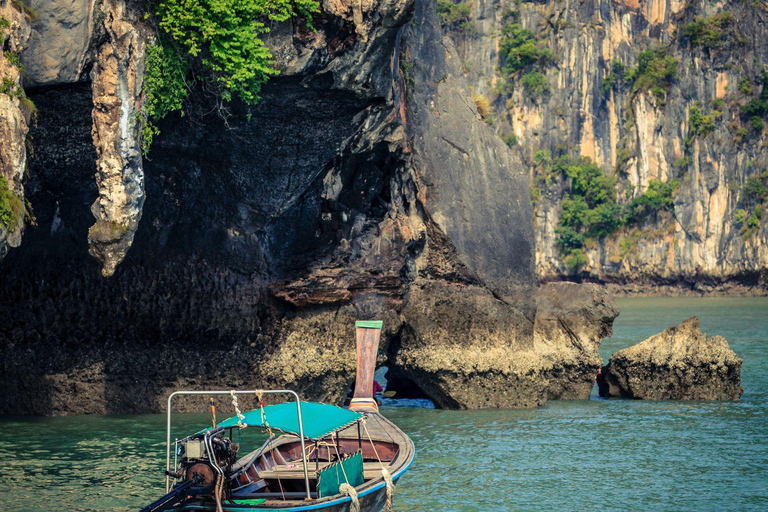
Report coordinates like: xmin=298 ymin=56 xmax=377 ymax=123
xmin=382 ymin=467 xmax=394 ymax=512
xmin=230 ymin=390 xmax=246 ymax=429
xmin=339 ymin=483 xmax=360 ymax=512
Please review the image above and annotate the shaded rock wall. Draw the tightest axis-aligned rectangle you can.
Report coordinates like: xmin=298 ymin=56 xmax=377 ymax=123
xmin=0 ymin=0 xmax=618 ymax=414
xmin=444 ymin=0 xmax=768 ymax=293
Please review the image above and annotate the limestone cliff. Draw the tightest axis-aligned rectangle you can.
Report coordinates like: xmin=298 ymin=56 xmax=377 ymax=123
xmin=442 ymin=0 xmax=768 ymax=294
xmin=0 ymin=0 xmax=31 ymax=258
xmin=87 ymin=0 xmax=147 ymax=277
xmin=0 ymin=0 xmax=619 ymax=414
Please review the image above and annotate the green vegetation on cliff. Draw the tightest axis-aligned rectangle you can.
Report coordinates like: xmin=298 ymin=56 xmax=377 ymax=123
xmin=688 ymin=102 xmax=722 ymax=138
xmin=740 ymin=69 xmax=768 ymax=133
xmin=736 ymin=171 xmax=768 ymax=239
xmin=499 ymin=23 xmax=554 ymax=76
xmin=626 ymin=48 xmax=678 ymax=104
xmin=0 ymin=176 xmax=24 ymax=231
xmin=141 ymin=0 xmax=320 ymax=153
xmin=681 ymin=11 xmax=734 ymax=49
xmin=437 ymin=1 xmax=476 ymax=35
xmin=534 ymin=153 xmax=679 ymax=268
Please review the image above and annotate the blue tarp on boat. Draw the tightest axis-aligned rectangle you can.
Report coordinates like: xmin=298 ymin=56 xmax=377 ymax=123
xmin=217 ymin=401 xmax=362 ymax=440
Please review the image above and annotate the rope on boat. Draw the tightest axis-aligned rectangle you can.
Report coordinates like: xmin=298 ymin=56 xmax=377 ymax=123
xmin=361 ymin=417 xmax=396 ymax=511
xmin=230 ymin=390 xmax=246 ymax=428
xmin=382 ymin=467 xmax=394 ymax=512
xmin=339 ymin=483 xmax=360 ymax=512
xmin=255 ymin=390 xmax=284 ymax=500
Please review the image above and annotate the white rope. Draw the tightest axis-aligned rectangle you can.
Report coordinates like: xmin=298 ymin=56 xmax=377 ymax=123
xmin=361 ymin=417 xmax=396 ymax=511
xmin=230 ymin=390 xmax=246 ymax=428
xmin=339 ymin=483 xmax=360 ymax=512
xmin=382 ymin=467 xmax=394 ymax=512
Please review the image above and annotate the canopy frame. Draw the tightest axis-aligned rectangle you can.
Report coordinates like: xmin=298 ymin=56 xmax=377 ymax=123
xmin=165 ymin=389 xmax=311 ymax=500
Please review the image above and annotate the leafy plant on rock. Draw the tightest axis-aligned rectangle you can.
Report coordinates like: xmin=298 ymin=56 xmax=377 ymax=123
xmin=626 ymin=48 xmax=678 ymax=104
xmin=0 ymin=176 xmax=24 ymax=231
xmin=681 ymin=11 xmax=734 ymax=49
xmin=437 ymin=0 xmax=476 ymax=35
xmin=140 ymin=0 xmax=320 ymax=153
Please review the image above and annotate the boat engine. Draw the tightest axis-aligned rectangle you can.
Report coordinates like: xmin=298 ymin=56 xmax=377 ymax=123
xmin=176 ymin=430 xmax=238 ymax=492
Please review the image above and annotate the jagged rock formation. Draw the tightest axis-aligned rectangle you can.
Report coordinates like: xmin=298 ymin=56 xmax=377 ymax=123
xmin=597 ymin=316 xmax=743 ymax=400
xmin=0 ymin=0 xmax=620 ymax=415
xmin=442 ymin=0 xmax=768 ymax=293
xmin=0 ymin=0 xmax=31 ymax=258
xmin=87 ymin=0 xmax=147 ymax=276
xmin=533 ymin=282 xmax=619 ymax=400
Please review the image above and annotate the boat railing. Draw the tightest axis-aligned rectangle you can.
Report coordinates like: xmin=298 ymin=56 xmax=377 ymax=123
xmin=165 ymin=389 xmax=311 ymax=499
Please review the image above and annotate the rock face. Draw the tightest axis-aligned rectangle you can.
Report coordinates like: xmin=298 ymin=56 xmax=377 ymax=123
xmin=87 ymin=0 xmax=148 ymax=276
xmin=442 ymin=0 xmax=768 ymax=293
xmin=0 ymin=0 xmax=620 ymax=415
xmin=533 ymin=282 xmax=619 ymax=400
xmin=597 ymin=316 xmax=743 ymax=400
xmin=0 ymin=0 xmax=31 ymax=258
xmin=20 ymin=0 xmax=96 ymax=87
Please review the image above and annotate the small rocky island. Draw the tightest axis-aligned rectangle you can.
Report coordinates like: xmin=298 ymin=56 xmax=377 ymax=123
xmin=597 ymin=316 xmax=743 ymax=401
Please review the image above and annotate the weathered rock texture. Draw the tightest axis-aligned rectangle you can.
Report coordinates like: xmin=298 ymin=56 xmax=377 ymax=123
xmin=443 ymin=0 xmax=768 ymax=294
xmin=87 ymin=0 xmax=148 ymax=276
xmin=597 ymin=316 xmax=743 ymax=400
xmin=20 ymin=0 xmax=97 ymax=87
xmin=0 ymin=0 xmax=619 ymax=415
xmin=0 ymin=0 xmax=31 ymax=258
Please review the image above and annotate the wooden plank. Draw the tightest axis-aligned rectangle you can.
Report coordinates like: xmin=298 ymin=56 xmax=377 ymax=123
xmin=352 ymin=324 xmax=381 ymax=398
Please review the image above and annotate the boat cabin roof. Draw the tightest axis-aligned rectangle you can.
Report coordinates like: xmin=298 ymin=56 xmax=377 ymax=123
xmin=216 ymin=401 xmax=363 ymax=440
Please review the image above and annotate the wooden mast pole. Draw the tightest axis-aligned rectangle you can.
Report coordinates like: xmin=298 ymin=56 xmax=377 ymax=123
xmin=349 ymin=320 xmax=383 ymax=413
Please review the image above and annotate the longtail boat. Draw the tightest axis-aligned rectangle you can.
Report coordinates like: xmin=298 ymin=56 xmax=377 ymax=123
xmin=140 ymin=321 xmax=414 ymax=512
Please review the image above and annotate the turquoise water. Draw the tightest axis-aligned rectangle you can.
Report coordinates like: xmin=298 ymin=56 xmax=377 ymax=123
xmin=1 ymin=298 xmax=767 ymax=511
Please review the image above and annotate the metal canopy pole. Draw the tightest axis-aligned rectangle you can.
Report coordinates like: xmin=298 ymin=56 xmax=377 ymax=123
xmin=165 ymin=389 xmax=312 ymax=500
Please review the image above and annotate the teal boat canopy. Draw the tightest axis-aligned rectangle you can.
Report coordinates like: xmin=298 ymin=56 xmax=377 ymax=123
xmin=217 ymin=401 xmax=363 ymax=440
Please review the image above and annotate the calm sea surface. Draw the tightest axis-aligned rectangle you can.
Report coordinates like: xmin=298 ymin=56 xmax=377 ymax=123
xmin=1 ymin=297 xmax=767 ymax=511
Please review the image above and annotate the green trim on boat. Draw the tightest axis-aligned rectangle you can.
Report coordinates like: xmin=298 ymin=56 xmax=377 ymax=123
xmin=227 ymin=498 xmax=266 ymax=505
xmin=355 ymin=320 xmax=383 ymax=329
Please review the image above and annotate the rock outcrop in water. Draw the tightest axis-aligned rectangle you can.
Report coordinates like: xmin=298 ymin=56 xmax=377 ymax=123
xmin=0 ymin=0 xmax=621 ymax=415
xmin=597 ymin=316 xmax=743 ymax=400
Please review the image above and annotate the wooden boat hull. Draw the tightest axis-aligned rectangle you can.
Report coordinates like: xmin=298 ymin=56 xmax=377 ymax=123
xmin=179 ymin=472 xmax=405 ymax=511
xmin=170 ymin=413 xmax=414 ymax=512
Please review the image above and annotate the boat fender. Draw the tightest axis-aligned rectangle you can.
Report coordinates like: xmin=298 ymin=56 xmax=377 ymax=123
xmin=382 ymin=468 xmax=394 ymax=512
xmin=339 ymin=483 xmax=360 ymax=512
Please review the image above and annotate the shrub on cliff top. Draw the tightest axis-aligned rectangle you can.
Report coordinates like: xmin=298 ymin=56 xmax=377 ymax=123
xmin=141 ymin=0 xmax=320 ymax=153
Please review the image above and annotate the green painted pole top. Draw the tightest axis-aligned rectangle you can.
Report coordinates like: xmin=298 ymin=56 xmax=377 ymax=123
xmin=355 ymin=320 xmax=383 ymax=329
